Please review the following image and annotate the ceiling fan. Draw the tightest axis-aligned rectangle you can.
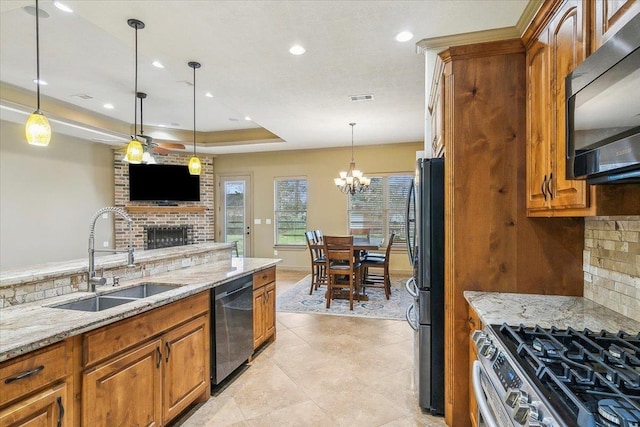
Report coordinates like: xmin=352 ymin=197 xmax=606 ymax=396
xmin=134 ymin=92 xmax=185 ymax=155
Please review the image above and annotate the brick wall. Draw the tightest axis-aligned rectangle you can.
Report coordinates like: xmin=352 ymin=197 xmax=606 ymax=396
xmin=583 ymin=216 xmax=640 ymax=322
xmin=113 ymin=151 xmax=215 ymax=249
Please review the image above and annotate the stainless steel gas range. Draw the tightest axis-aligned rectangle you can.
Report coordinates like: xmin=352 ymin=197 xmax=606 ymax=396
xmin=472 ymin=324 xmax=640 ymax=427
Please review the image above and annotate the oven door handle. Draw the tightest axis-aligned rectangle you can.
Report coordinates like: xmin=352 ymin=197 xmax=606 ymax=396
xmin=472 ymin=361 xmax=499 ymax=427
xmin=405 ymin=277 xmax=418 ymax=298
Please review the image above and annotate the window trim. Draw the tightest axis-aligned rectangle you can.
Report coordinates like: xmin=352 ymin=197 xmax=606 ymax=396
xmin=346 ymin=171 xmax=413 ymax=249
xmin=274 ymin=176 xmax=308 ymax=246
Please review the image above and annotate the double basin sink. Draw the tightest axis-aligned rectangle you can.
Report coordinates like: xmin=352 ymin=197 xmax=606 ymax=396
xmin=49 ymin=283 xmax=179 ymax=312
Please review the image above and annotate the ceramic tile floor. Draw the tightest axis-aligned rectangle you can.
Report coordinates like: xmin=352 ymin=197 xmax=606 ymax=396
xmin=172 ymin=270 xmax=447 ymax=427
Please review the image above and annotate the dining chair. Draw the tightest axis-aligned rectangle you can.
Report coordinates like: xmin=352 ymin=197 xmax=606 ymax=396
xmin=361 ymin=231 xmax=395 ymax=299
xmin=314 ymin=229 xmax=323 ymax=242
xmin=323 ymin=235 xmax=362 ymax=310
xmin=305 ymin=231 xmax=326 ymax=294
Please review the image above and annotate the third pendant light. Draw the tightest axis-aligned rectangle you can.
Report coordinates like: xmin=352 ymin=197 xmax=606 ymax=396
xmin=188 ymin=61 xmax=202 ymax=175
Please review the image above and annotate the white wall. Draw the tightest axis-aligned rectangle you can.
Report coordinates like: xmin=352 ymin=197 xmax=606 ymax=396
xmin=0 ymin=120 xmax=114 ymax=269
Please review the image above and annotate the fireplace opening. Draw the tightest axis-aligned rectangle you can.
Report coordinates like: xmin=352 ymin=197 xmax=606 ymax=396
xmin=145 ymin=225 xmax=193 ymax=249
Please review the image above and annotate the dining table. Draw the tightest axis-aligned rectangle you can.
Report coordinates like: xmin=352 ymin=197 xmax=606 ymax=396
xmin=310 ymin=236 xmax=384 ymax=302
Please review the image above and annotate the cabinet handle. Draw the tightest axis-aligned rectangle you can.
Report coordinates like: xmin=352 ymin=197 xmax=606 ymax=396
xmin=541 ymin=175 xmax=547 ymax=201
xmin=4 ymin=365 xmax=44 ymax=384
xmin=56 ymin=396 xmax=65 ymax=427
xmin=262 ymin=274 xmax=268 ymax=280
xmin=547 ymin=172 xmax=553 ymax=199
xmin=156 ymin=346 xmax=162 ymax=368
xmin=165 ymin=342 xmax=171 ymax=363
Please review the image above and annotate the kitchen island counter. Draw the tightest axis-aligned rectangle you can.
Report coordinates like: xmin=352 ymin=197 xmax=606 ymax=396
xmin=0 ymin=257 xmax=279 ymax=362
xmin=464 ymin=291 xmax=640 ymax=332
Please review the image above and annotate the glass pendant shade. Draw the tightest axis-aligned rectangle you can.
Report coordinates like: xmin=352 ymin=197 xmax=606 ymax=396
xmin=125 ymin=137 xmax=144 ymax=163
xmin=25 ymin=110 xmax=51 ymax=146
xmin=188 ymin=156 xmax=202 ymax=175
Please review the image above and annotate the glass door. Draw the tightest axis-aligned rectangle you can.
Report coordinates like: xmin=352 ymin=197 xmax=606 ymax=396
xmin=218 ymin=175 xmax=252 ymax=256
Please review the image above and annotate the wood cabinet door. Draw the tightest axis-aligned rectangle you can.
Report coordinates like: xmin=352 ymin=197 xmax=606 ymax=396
xmin=592 ymin=0 xmax=640 ymax=50
xmin=526 ymin=28 xmax=552 ymax=212
xmin=548 ymin=0 xmax=589 ymax=210
xmin=0 ymin=383 xmax=66 ymax=427
xmin=264 ymin=282 xmax=276 ymax=340
xmin=83 ymin=339 xmax=163 ymax=427
xmin=162 ymin=315 xmax=209 ymax=424
xmin=253 ymin=288 xmax=265 ymax=349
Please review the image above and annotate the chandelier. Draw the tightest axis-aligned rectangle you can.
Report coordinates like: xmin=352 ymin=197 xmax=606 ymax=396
xmin=334 ymin=122 xmax=370 ymax=195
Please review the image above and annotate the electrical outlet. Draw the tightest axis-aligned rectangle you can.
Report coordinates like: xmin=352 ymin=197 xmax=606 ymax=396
xmin=274 ymin=250 xmax=278 ymax=255
xmin=103 ymin=241 xmax=109 ymax=247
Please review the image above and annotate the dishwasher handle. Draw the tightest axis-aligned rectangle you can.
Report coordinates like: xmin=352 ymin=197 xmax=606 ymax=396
xmin=215 ymin=280 xmax=253 ymax=300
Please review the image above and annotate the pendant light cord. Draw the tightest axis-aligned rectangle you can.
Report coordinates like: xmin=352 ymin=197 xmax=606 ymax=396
xmin=350 ymin=122 xmax=355 ymax=162
xmin=133 ymin=25 xmax=138 ymax=136
xmin=193 ymin=65 xmax=196 ymax=156
xmin=35 ymin=0 xmax=41 ymax=110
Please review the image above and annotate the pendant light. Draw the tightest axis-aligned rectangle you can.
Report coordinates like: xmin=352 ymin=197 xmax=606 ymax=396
xmin=125 ymin=18 xmax=145 ymax=164
xmin=25 ymin=0 xmax=51 ymax=146
xmin=187 ymin=61 xmax=202 ymax=175
xmin=334 ymin=123 xmax=371 ymax=195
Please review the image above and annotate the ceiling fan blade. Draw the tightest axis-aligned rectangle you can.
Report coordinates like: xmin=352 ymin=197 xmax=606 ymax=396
xmin=158 ymin=142 xmax=186 ymax=150
xmin=150 ymin=146 xmax=171 ymax=155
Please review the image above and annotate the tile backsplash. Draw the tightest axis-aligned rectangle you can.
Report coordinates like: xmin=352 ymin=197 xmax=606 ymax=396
xmin=583 ymin=216 xmax=640 ymax=322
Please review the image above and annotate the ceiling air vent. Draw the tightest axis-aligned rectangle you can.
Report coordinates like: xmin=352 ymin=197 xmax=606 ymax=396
xmin=350 ymin=94 xmax=374 ymax=102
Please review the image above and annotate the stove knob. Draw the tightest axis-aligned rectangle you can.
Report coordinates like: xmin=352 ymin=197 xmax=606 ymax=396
xmin=505 ymin=389 xmax=529 ymax=408
xmin=513 ymin=404 xmax=530 ymax=425
xmin=528 ymin=405 xmax=540 ymax=423
xmin=484 ymin=345 xmax=497 ymax=360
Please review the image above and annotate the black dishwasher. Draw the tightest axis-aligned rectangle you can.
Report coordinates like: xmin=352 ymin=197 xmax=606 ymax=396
xmin=211 ymin=275 xmax=254 ymax=385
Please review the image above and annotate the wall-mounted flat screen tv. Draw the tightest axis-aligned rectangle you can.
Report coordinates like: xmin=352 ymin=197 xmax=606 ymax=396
xmin=129 ymin=164 xmax=200 ymax=202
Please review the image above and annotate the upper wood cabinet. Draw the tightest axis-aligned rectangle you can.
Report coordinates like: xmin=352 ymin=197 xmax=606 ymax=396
xmin=525 ymin=0 xmax=590 ymax=216
xmin=592 ymin=0 xmax=640 ymax=50
xmin=524 ymin=0 xmax=640 ymax=217
xmin=428 ymin=63 xmax=445 ymax=158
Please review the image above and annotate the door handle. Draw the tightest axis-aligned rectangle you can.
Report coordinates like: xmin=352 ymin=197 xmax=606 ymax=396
xmin=541 ymin=175 xmax=547 ymax=201
xmin=547 ymin=172 xmax=553 ymax=199
xmin=165 ymin=342 xmax=171 ymax=362
xmin=56 ymin=396 xmax=65 ymax=427
xmin=156 ymin=346 xmax=162 ymax=368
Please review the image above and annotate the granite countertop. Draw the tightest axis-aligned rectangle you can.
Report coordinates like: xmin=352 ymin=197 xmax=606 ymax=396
xmin=0 ymin=257 xmax=280 ymax=362
xmin=0 ymin=242 xmax=235 ymax=288
xmin=464 ymin=291 xmax=640 ymax=332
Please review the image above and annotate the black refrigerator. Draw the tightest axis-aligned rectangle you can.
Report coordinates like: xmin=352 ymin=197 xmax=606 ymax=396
xmin=405 ymin=157 xmax=445 ymax=415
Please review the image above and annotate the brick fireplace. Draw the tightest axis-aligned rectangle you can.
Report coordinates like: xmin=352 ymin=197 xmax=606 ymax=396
xmin=113 ymin=151 xmax=215 ymax=249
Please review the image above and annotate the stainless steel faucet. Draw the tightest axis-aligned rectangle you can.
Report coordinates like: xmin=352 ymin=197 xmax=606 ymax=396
xmin=88 ymin=207 xmax=135 ymax=291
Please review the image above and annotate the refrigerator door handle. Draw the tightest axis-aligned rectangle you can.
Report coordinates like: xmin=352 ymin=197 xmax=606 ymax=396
xmin=406 ymin=304 xmax=419 ymax=331
xmin=405 ymin=277 xmax=418 ymax=298
xmin=405 ymin=178 xmax=416 ymax=264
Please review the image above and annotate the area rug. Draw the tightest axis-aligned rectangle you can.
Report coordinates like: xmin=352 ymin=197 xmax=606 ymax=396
xmin=276 ymin=274 xmax=413 ymax=320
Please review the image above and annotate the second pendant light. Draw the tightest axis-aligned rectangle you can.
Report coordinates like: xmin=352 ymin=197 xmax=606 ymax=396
xmin=188 ymin=61 xmax=202 ymax=175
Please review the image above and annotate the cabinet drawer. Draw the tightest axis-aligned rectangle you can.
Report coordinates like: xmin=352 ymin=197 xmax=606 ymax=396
xmin=83 ymin=291 xmax=209 ymax=367
xmin=0 ymin=341 xmax=67 ymax=407
xmin=253 ymin=267 xmax=275 ymax=289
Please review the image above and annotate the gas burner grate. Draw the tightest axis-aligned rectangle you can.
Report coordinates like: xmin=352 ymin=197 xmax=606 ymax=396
xmin=495 ymin=324 xmax=640 ymax=426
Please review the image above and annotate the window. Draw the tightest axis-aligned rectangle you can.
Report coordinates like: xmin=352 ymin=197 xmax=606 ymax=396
xmin=274 ymin=178 xmax=308 ymax=245
xmin=348 ymin=174 xmax=412 ymax=247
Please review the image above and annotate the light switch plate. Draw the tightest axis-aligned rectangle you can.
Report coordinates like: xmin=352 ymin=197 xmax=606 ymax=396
xmin=265 ymin=219 xmax=272 ymax=225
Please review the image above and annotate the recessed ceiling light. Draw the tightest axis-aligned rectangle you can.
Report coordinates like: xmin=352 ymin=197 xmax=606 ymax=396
xmin=289 ymin=45 xmax=306 ymax=55
xmin=205 ymin=92 xmax=213 ymax=98
xmin=103 ymin=103 xmax=114 ymax=109
xmin=54 ymin=1 xmax=73 ymax=13
xmin=32 ymin=79 xmax=47 ymax=85
xmin=152 ymin=60 xmax=164 ymax=68
xmin=244 ymin=116 xmax=252 ymax=121
xmin=395 ymin=31 xmax=414 ymax=42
